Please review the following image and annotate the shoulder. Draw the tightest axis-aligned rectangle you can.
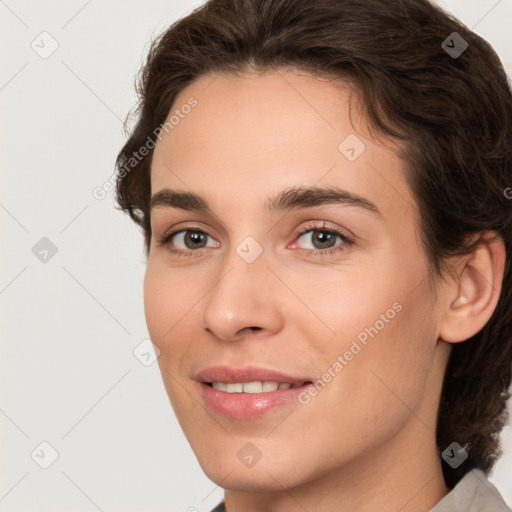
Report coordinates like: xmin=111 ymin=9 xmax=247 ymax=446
xmin=431 ymin=469 xmax=511 ymax=512
xmin=209 ymin=501 xmax=226 ymax=512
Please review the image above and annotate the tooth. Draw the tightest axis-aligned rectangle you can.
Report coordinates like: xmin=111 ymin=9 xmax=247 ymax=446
xmin=212 ymin=382 xmax=227 ymax=391
xmin=226 ymin=383 xmax=243 ymax=393
xmin=211 ymin=381 xmax=301 ymax=393
xmin=242 ymin=381 xmax=263 ymax=393
xmin=263 ymin=381 xmax=280 ymax=392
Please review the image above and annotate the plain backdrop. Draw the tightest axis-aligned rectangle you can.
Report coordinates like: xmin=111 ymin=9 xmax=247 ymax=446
xmin=1 ymin=1 xmax=511 ymax=511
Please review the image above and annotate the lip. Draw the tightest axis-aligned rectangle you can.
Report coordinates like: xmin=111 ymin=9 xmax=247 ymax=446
xmin=196 ymin=365 xmax=311 ymax=384
xmin=196 ymin=365 xmax=313 ymax=419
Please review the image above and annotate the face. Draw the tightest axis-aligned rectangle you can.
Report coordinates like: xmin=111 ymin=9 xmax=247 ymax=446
xmin=145 ymin=68 xmax=448 ymax=491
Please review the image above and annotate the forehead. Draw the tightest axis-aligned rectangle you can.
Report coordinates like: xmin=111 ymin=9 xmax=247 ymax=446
xmin=150 ymin=69 xmax=416 ymax=221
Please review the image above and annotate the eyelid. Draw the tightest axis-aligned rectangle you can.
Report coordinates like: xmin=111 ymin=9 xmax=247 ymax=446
xmin=158 ymin=218 xmax=354 ymax=240
xmin=291 ymin=220 xmax=356 ymax=243
xmin=159 ymin=221 xmax=214 ymax=240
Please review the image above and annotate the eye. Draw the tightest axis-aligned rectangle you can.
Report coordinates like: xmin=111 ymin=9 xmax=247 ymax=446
xmin=157 ymin=226 xmax=219 ymax=257
xmin=293 ymin=222 xmax=354 ymax=256
xmin=156 ymin=221 xmax=354 ymax=258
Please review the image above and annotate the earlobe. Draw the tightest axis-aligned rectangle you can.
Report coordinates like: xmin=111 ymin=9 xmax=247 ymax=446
xmin=439 ymin=232 xmax=505 ymax=344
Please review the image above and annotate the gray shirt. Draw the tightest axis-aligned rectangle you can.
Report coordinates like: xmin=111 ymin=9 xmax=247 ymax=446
xmin=209 ymin=469 xmax=511 ymax=512
xmin=431 ymin=469 xmax=510 ymax=512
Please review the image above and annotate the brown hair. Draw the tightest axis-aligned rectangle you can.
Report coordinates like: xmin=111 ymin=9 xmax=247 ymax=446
xmin=114 ymin=0 xmax=512 ymax=488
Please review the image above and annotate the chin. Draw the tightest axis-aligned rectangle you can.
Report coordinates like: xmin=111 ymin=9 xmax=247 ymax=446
xmin=195 ymin=447 xmax=315 ymax=492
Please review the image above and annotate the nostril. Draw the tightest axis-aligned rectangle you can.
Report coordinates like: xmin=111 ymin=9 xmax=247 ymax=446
xmin=242 ymin=327 xmax=261 ymax=333
xmin=235 ymin=327 xmax=262 ymax=337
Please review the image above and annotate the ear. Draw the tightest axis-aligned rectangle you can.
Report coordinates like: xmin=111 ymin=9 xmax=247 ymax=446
xmin=438 ymin=231 xmax=506 ymax=343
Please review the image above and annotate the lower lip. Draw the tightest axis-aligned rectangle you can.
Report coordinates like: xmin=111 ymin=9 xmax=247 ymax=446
xmin=200 ymin=382 xmax=311 ymax=419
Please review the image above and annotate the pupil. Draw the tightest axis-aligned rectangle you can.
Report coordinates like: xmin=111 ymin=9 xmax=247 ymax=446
xmin=187 ymin=231 xmax=206 ymax=248
xmin=314 ymin=231 xmax=334 ymax=249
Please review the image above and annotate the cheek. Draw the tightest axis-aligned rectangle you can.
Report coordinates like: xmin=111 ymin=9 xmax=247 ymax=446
xmin=332 ymin=278 xmax=436 ymax=426
xmin=301 ymin=257 xmax=437 ymax=409
xmin=143 ymin=262 xmax=201 ymax=415
xmin=290 ymin=284 xmax=437 ymax=473
xmin=143 ymin=266 xmax=170 ymax=346
xmin=143 ymin=260 xmax=199 ymax=348
xmin=288 ymin=260 xmax=407 ymax=359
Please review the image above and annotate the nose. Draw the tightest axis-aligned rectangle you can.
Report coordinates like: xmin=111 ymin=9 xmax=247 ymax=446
xmin=201 ymin=248 xmax=284 ymax=342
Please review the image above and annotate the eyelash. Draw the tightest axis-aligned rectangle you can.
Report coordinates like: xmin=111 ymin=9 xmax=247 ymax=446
xmin=156 ymin=222 xmax=355 ymax=258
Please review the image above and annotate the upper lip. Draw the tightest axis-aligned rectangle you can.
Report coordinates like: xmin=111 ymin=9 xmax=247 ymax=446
xmin=196 ymin=365 xmax=312 ymax=384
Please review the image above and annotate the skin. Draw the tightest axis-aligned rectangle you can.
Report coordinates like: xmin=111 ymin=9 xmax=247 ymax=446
xmin=144 ymin=68 xmax=505 ymax=512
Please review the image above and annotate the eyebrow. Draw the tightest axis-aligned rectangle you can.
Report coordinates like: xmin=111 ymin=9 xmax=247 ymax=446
xmin=149 ymin=185 xmax=383 ymax=218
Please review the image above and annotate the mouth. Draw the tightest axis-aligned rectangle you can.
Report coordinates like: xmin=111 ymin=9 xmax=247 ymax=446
xmin=196 ymin=365 xmax=315 ymax=418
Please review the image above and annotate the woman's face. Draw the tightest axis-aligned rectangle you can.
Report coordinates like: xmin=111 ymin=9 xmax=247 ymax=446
xmin=145 ymin=69 xmax=450 ymax=491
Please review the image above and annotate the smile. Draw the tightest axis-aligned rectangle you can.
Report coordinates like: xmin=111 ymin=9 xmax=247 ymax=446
xmin=208 ymin=381 xmax=309 ymax=393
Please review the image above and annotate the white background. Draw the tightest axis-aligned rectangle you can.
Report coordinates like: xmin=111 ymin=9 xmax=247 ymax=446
xmin=1 ymin=1 xmax=511 ymax=511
